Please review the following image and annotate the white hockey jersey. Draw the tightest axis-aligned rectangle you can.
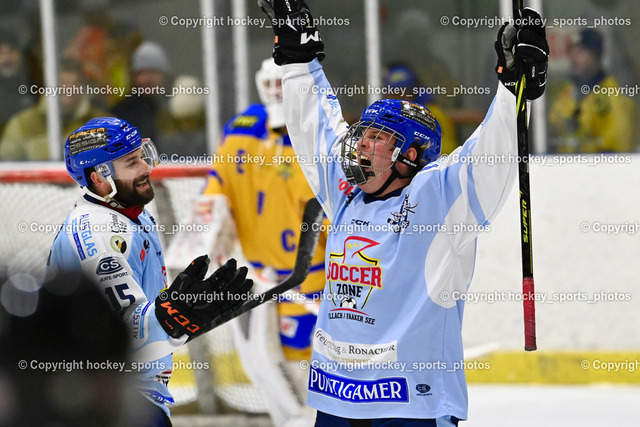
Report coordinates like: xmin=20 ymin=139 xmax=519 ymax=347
xmin=47 ymin=195 xmax=187 ymax=415
xmin=282 ymin=59 xmax=518 ymax=420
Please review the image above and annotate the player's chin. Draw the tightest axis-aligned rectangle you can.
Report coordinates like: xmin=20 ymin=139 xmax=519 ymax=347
xmin=357 ymin=179 xmax=380 ymax=194
xmin=134 ymin=177 xmax=155 ymax=201
xmin=136 ymin=185 xmax=155 ymax=204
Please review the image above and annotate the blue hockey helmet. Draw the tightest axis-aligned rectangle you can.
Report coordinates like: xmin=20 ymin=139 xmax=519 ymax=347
xmin=340 ymin=99 xmax=441 ymax=185
xmin=65 ymin=117 xmax=158 ymax=202
xmin=65 ymin=117 xmax=158 ymax=186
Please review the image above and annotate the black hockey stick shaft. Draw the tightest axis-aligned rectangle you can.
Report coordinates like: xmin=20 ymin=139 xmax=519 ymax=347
xmin=206 ymin=198 xmax=324 ymax=330
xmin=513 ymin=0 xmax=537 ymax=351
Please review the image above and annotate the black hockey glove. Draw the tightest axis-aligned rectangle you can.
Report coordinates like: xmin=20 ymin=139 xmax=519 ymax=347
xmin=495 ymin=7 xmax=549 ymax=100
xmin=258 ymin=0 xmax=325 ymax=65
xmin=155 ymin=255 xmax=253 ymax=340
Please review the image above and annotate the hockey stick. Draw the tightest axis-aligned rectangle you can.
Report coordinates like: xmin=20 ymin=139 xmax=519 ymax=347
xmin=513 ymin=0 xmax=537 ymax=351
xmin=205 ymin=197 xmax=324 ymax=331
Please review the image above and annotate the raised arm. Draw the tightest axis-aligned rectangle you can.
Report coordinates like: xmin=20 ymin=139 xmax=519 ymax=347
xmin=259 ymin=0 xmax=348 ymax=219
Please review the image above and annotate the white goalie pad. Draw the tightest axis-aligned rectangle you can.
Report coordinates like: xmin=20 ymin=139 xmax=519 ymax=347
xmin=231 ymin=271 xmax=315 ymax=427
xmin=165 ymin=194 xmax=238 ymax=270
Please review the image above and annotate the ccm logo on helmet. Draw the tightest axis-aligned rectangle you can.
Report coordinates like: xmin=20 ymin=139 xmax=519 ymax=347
xmin=413 ymin=131 xmax=432 ymax=141
xmin=126 ymin=129 xmax=139 ymax=140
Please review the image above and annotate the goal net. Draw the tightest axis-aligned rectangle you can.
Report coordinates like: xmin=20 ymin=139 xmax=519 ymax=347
xmin=0 ymin=162 xmax=269 ymax=414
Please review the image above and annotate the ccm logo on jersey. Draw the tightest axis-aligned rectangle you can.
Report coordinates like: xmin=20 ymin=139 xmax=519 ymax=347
xmin=96 ymin=257 xmax=124 ymax=275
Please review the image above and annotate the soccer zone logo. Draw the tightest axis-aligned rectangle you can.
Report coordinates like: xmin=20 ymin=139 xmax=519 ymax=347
xmin=340 ymin=296 xmax=357 ymax=309
xmin=327 ymin=236 xmax=382 ymax=325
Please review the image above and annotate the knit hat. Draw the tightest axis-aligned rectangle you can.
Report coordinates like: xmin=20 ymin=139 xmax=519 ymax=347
xmin=384 ymin=63 xmax=418 ymax=90
xmin=169 ymin=75 xmax=205 ymax=119
xmin=131 ymin=41 xmax=171 ymax=74
xmin=572 ymin=29 xmax=603 ymax=60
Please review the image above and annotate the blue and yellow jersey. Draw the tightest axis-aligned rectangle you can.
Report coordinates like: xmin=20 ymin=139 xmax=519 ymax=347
xmin=549 ymin=75 xmax=638 ymax=153
xmin=204 ymin=104 xmax=326 ymax=360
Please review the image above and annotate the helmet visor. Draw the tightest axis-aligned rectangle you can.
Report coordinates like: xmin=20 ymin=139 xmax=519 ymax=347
xmin=140 ymin=138 xmax=159 ymax=168
xmin=95 ymin=138 xmax=158 ymax=182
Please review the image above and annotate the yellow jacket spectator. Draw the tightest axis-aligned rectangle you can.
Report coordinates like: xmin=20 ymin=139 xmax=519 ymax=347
xmin=548 ymin=28 xmax=638 ymax=153
xmin=0 ymin=61 xmax=108 ymax=160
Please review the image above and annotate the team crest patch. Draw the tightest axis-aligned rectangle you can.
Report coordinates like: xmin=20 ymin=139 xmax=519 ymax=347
xmin=387 ymin=194 xmax=417 ymax=233
xmin=277 ymin=163 xmax=292 ymax=180
xmin=110 ymin=235 xmax=127 ymax=254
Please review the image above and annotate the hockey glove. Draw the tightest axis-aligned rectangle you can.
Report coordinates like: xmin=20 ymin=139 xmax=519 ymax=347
xmin=258 ymin=0 xmax=325 ymax=65
xmin=495 ymin=7 xmax=549 ymax=100
xmin=155 ymin=255 xmax=253 ymax=340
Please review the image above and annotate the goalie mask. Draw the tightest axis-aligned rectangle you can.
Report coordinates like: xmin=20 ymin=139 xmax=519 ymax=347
xmin=65 ymin=117 xmax=158 ymax=206
xmin=255 ymin=58 xmax=285 ymax=129
xmin=340 ymin=99 xmax=441 ymax=187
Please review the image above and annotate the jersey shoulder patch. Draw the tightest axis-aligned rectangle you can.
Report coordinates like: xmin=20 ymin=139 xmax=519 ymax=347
xmin=222 ymin=103 xmax=268 ymax=139
xmin=68 ymin=198 xmax=134 ymax=260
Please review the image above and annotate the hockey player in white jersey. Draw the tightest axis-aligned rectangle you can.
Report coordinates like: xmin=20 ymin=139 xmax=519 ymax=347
xmin=260 ymin=1 xmax=549 ymax=425
xmin=47 ymin=117 xmax=253 ymax=426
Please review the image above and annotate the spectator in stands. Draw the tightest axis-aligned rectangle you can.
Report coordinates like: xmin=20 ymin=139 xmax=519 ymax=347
xmin=548 ymin=28 xmax=638 ymax=153
xmin=64 ymin=4 xmax=142 ymax=109
xmin=63 ymin=4 xmax=116 ymax=88
xmin=23 ymin=12 xmax=44 ymax=92
xmin=382 ymin=62 xmax=460 ymax=154
xmin=0 ymin=30 xmax=34 ymax=136
xmin=0 ymin=60 xmax=109 ymax=161
xmin=384 ymin=61 xmax=484 ymax=154
xmin=112 ymin=41 xmax=175 ymax=143
xmin=155 ymin=75 xmax=207 ymax=157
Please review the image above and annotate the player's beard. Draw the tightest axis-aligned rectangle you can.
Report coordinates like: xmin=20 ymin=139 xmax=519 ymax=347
xmin=113 ymin=174 xmax=154 ymax=207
